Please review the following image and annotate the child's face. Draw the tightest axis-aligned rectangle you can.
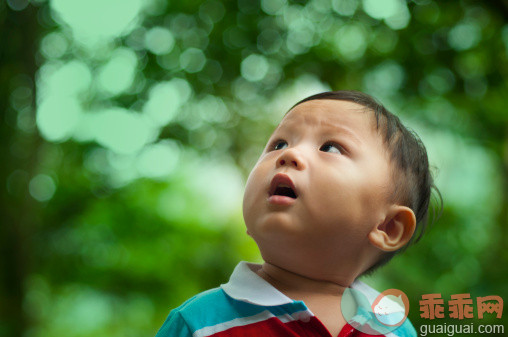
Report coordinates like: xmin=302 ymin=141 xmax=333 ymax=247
xmin=242 ymin=99 xmax=395 ymax=279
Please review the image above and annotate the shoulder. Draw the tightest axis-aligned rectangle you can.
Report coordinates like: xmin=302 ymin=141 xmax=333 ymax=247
xmin=155 ymin=287 xmax=266 ymax=337
xmin=156 ymin=288 xmax=225 ymax=337
xmin=176 ymin=287 xmax=229 ymax=314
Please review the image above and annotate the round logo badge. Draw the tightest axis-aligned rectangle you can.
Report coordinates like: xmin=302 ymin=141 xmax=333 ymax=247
xmin=341 ymin=287 xmax=410 ymax=335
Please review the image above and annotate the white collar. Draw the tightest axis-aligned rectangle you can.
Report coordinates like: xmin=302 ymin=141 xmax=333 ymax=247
xmin=220 ymin=261 xmax=380 ymax=306
xmin=220 ymin=261 xmax=294 ymax=306
xmin=220 ymin=262 xmax=406 ymax=337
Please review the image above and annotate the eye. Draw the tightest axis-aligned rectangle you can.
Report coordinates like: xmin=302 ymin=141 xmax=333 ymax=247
xmin=320 ymin=142 xmax=343 ymax=154
xmin=272 ymin=140 xmax=288 ymax=151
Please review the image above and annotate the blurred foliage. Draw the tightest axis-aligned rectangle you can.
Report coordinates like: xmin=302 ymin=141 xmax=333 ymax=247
xmin=1 ymin=0 xmax=507 ymax=336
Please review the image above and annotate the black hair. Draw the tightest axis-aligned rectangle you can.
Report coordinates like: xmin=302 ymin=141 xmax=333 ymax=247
xmin=291 ymin=90 xmax=442 ymax=275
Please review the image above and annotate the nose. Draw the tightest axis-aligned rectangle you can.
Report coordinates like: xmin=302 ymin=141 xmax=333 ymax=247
xmin=276 ymin=148 xmax=306 ymax=170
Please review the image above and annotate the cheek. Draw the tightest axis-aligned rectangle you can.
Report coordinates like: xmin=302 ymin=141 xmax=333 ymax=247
xmin=242 ymin=176 xmax=256 ymax=223
xmin=313 ymin=170 xmax=358 ymax=206
xmin=306 ymin=174 xmax=376 ymax=228
xmin=242 ymin=163 xmax=266 ymax=223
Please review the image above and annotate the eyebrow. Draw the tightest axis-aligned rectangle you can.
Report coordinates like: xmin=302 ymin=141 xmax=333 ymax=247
xmin=320 ymin=121 xmax=363 ymax=146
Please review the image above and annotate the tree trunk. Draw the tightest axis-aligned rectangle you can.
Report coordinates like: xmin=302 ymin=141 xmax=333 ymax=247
xmin=0 ymin=3 xmax=42 ymax=336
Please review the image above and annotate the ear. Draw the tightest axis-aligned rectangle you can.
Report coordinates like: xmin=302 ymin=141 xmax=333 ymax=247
xmin=368 ymin=206 xmax=416 ymax=252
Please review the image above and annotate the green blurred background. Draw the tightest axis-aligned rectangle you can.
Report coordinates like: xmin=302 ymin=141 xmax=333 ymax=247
xmin=1 ymin=0 xmax=507 ymax=336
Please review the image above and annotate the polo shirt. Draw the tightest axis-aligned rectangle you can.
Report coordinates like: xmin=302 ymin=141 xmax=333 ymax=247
xmin=155 ymin=262 xmax=417 ymax=337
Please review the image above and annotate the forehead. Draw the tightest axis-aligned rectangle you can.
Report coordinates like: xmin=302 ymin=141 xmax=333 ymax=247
xmin=278 ymin=99 xmax=378 ymax=137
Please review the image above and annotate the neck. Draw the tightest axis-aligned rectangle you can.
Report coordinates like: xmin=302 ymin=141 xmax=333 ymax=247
xmin=256 ymin=262 xmax=350 ymax=299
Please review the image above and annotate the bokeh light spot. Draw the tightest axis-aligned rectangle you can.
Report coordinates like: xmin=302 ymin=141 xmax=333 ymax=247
xmin=331 ymin=0 xmax=358 ymax=16
xmin=372 ymin=27 xmax=398 ymax=54
xmin=29 ymin=174 xmax=57 ymax=202
xmin=241 ymin=54 xmax=269 ymax=82
xmin=38 ymin=60 xmax=92 ymax=98
xmin=334 ymin=24 xmax=367 ymax=61
xmin=51 ymin=0 xmax=142 ymax=45
xmin=363 ymin=0 xmax=398 ymax=19
xmin=53 ymin=288 xmax=112 ymax=332
xmin=197 ymin=95 xmax=230 ymax=124
xmin=37 ymin=96 xmax=82 ymax=142
xmin=143 ymin=79 xmax=192 ymax=127
xmin=142 ymin=0 xmax=167 ymax=16
xmin=94 ymin=108 xmax=154 ymax=154
xmin=145 ymin=27 xmax=175 ymax=55
xmin=199 ymin=0 xmax=226 ymax=23
xmin=362 ymin=0 xmax=410 ymax=30
xmin=261 ymin=0 xmax=287 ymax=15
xmin=448 ymin=22 xmax=481 ymax=51
xmin=185 ymin=158 xmax=245 ymax=221
xmin=136 ymin=140 xmax=180 ymax=179
xmin=98 ymin=48 xmax=138 ymax=96
xmin=420 ymin=68 xmax=456 ymax=96
xmin=286 ymin=18 xmax=316 ymax=54
xmin=257 ymin=29 xmax=283 ymax=54
xmin=179 ymin=48 xmax=206 ymax=73
xmin=40 ymin=32 xmax=68 ymax=59
xmin=363 ymin=61 xmax=405 ymax=97
xmin=10 ymin=85 xmax=32 ymax=112
xmin=7 ymin=0 xmax=28 ymax=11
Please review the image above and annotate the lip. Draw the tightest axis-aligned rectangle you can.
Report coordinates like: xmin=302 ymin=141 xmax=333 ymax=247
xmin=267 ymin=173 xmax=298 ymax=205
xmin=267 ymin=195 xmax=297 ymax=205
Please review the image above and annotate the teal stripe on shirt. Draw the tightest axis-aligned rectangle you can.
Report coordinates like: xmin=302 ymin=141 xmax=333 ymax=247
xmin=174 ymin=287 xmax=308 ymax=332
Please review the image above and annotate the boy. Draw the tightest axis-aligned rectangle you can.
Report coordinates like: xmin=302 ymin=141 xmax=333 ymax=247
xmin=156 ymin=91 xmax=438 ymax=337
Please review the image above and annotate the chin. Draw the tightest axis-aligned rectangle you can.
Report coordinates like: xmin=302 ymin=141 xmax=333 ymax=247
xmin=251 ymin=215 xmax=303 ymax=239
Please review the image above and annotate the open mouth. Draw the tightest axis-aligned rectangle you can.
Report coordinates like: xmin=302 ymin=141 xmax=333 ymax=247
xmin=272 ymin=185 xmax=297 ymax=199
xmin=269 ymin=173 xmax=298 ymax=199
